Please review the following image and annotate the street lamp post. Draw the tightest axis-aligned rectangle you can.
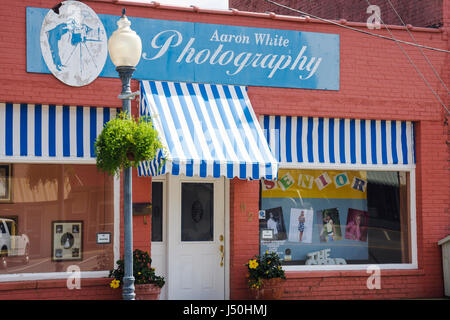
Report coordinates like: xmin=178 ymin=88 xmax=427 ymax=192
xmin=107 ymin=9 xmax=142 ymax=301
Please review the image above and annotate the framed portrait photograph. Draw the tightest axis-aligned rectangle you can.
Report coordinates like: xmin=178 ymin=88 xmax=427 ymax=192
xmin=0 ymin=164 xmax=11 ymax=202
xmin=51 ymin=221 xmax=83 ymax=261
xmin=344 ymin=208 xmax=369 ymax=242
xmin=316 ymin=208 xmax=343 ymax=242
xmin=259 ymin=207 xmax=287 ymax=241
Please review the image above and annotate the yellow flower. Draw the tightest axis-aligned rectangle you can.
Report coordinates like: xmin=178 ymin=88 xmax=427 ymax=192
xmin=266 ymin=250 xmax=269 ymax=254
xmin=138 ymin=272 xmax=141 ymax=275
xmin=110 ymin=279 xmax=120 ymax=289
xmin=248 ymin=259 xmax=259 ymax=269
xmin=251 ymin=282 xmax=260 ymax=289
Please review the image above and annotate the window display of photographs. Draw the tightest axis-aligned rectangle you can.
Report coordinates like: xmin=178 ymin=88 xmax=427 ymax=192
xmin=316 ymin=208 xmax=342 ymax=242
xmin=51 ymin=221 xmax=83 ymax=261
xmin=259 ymin=207 xmax=287 ymax=240
xmin=344 ymin=208 xmax=369 ymax=242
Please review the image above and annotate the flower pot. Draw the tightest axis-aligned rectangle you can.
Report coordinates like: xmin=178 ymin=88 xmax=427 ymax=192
xmin=134 ymin=283 xmax=162 ymax=300
xmin=250 ymin=278 xmax=285 ymax=300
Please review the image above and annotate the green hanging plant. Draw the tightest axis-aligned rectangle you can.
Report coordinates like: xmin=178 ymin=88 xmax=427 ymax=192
xmin=95 ymin=111 xmax=164 ymax=177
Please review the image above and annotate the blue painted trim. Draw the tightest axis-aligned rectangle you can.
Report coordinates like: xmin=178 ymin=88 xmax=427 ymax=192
xmin=20 ymin=104 xmax=28 ymax=156
xmin=48 ymin=105 xmax=56 ymax=157
xmin=35 ymin=104 xmax=42 ymax=157
xmin=5 ymin=103 xmax=13 ymax=156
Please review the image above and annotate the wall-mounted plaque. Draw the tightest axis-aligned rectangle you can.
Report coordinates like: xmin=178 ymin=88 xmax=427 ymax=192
xmin=133 ymin=203 xmax=152 ymax=216
xmin=96 ymin=232 xmax=111 ymax=244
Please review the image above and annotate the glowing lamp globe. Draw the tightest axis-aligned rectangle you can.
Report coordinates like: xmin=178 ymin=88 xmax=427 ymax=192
xmin=108 ymin=10 xmax=142 ymax=67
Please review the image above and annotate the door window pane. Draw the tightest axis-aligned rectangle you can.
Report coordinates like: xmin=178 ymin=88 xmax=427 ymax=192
xmin=181 ymin=183 xmax=213 ymax=242
xmin=151 ymin=182 xmax=163 ymax=242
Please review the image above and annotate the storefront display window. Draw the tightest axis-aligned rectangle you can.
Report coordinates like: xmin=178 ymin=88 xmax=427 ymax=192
xmin=260 ymin=169 xmax=411 ymax=266
xmin=0 ymin=164 xmax=114 ymax=274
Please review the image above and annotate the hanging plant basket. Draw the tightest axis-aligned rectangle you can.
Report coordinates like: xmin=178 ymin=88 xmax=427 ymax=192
xmin=126 ymin=150 xmax=135 ymax=161
xmin=95 ymin=112 xmax=164 ymax=176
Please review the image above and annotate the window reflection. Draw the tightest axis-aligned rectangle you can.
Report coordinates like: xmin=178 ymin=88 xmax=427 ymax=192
xmin=0 ymin=164 xmax=114 ymax=274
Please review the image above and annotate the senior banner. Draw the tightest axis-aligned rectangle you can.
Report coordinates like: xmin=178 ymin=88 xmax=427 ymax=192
xmin=260 ymin=169 xmax=371 ymax=264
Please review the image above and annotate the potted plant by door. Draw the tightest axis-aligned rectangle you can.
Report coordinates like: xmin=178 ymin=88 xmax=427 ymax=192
xmin=109 ymin=249 xmax=165 ymax=300
xmin=95 ymin=112 xmax=163 ymax=176
xmin=245 ymin=250 xmax=286 ymax=300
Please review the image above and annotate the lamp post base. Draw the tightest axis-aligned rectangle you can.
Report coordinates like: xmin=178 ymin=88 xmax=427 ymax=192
xmin=122 ymin=276 xmax=136 ymax=300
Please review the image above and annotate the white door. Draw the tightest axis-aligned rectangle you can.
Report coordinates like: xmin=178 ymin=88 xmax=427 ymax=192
xmin=167 ymin=175 xmax=225 ymax=300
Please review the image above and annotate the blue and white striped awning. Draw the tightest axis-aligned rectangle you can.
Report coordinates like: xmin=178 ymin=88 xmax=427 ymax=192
xmin=138 ymin=80 xmax=278 ymax=180
xmin=0 ymin=102 xmax=117 ymax=161
xmin=260 ymin=115 xmax=415 ymax=167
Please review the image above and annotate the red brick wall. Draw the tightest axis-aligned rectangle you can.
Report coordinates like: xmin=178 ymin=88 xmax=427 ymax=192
xmin=0 ymin=279 xmax=121 ymax=300
xmin=230 ymin=0 xmax=443 ymax=28
xmin=443 ymin=0 xmax=450 ymax=168
xmin=229 ymin=178 xmax=260 ymax=299
xmin=0 ymin=0 xmax=448 ymax=300
xmin=132 ymin=168 xmax=152 ymax=253
xmin=281 ymin=269 xmax=427 ymax=299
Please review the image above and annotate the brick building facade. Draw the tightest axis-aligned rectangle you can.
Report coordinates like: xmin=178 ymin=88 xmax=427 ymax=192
xmin=230 ymin=0 xmax=443 ymax=28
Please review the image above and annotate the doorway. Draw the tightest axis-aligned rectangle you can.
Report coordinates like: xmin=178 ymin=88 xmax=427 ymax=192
xmin=151 ymin=175 xmax=227 ymax=300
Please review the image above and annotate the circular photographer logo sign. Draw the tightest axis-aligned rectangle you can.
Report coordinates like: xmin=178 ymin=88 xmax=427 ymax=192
xmin=40 ymin=1 xmax=107 ymax=87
